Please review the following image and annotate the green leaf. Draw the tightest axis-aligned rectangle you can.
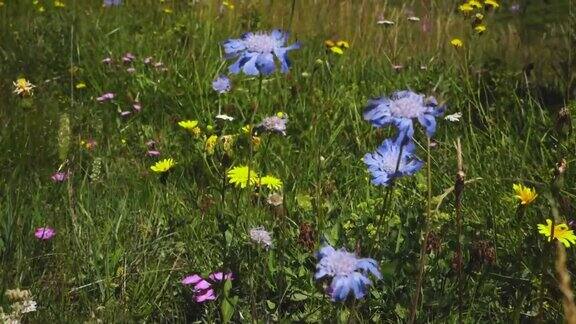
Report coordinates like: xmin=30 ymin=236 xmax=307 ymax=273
xmin=220 ymin=295 xmax=238 ymax=323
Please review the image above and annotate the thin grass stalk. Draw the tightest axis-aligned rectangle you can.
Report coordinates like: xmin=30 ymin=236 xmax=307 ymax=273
xmin=454 ymin=138 xmax=465 ymax=323
xmin=555 ymin=241 xmax=576 ymax=324
xmin=408 ymin=137 xmax=432 ymax=324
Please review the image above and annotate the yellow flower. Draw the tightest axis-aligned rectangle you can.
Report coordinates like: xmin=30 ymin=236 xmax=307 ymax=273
xmin=484 ymin=0 xmax=499 ymax=9
xmin=241 ymin=125 xmax=252 ymax=134
xmin=513 ymin=183 xmax=538 ymax=205
xmin=163 ymin=7 xmax=173 ymax=14
xmin=222 ymin=0 xmax=234 ymax=9
xmin=13 ymin=78 xmax=35 ymax=96
xmin=458 ymin=3 xmax=474 ymax=13
xmin=38 ymin=5 xmax=45 ymax=12
xmin=178 ymin=120 xmax=201 ymax=136
xmin=474 ymin=24 xmax=487 ymax=34
xmin=325 ymin=39 xmax=350 ymax=55
xmin=259 ymin=175 xmax=283 ymax=190
xmin=75 ymin=82 xmax=86 ymax=89
xmin=475 ymin=13 xmax=484 ymax=20
xmin=221 ymin=135 xmax=235 ymax=155
xmin=205 ymin=135 xmax=218 ymax=155
xmin=468 ymin=0 xmax=482 ymax=9
xmin=150 ymin=158 xmax=176 ymax=173
xmin=450 ymin=38 xmax=463 ymax=48
xmin=227 ymin=166 xmax=259 ymax=188
xmin=538 ymin=219 xmax=576 ymax=247
xmin=54 ymin=1 xmax=65 ymax=8
xmin=276 ymin=111 xmax=286 ymax=118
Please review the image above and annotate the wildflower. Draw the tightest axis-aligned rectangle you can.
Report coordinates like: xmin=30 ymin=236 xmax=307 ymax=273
xmin=315 ymin=244 xmax=381 ymax=301
xmin=241 ymin=125 xmax=252 ymax=134
xmin=468 ymin=0 xmax=483 ymax=9
xmin=75 ymin=82 xmax=86 ymax=89
xmin=35 ymin=227 xmax=56 ymax=240
xmin=407 ymin=16 xmax=420 ymax=22
xmin=376 ymin=19 xmax=395 ymax=26
xmin=51 ymin=171 xmax=68 ymax=183
xmin=259 ymin=175 xmax=283 ymax=190
xmin=474 ymin=24 xmax=487 ymax=34
xmin=223 ymin=29 xmax=300 ymax=75
xmin=54 ymin=1 xmax=65 ymax=8
xmin=96 ymin=92 xmax=115 ymax=102
xmin=458 ymin=3 xmax=474 ymax=13
xmin=163 ymin=7 xmax=173 ymax=14
xmin=252 ymin=136 xmax=262 ymax=150
xmin=122 ymin=52 xmax=135 ymax=64
xmin=126 ymin=67 xmax=136 ymax=73
xmin=13 ymin=78 xmax=35 ymax=96
xmin=256 ymin=115 xmax=287 ymax=135
xmin=444 ymin=112 xmax=462 ymax=122
xmin=249 ymin=227 xmax=273 ymax=248
xmin=181 ymin=274 xmax=217 ymax=303
xmin=325 ymin=40 xmax=350 ymax=55
xmin=212 ymin=75 xmax=231 ymax=94
xmin=178 ymin=120 xmax=201 ymax=136
xmin=227 ymin=166 xmax=259 ymax=188
xmin=484 ymin=0 xmax=500 ymax=9
xmin=146 ymin=150 xmax=160 ymax=157
xmin=143 ymin=57 xmax=153 ymax=65
xmin=216 ymin=114 xmax=234 ymax=121
xmin=267 ymin=193 xmax=284 ymax=206
xmin=21 ymin=300 xmax=38 ymax=313
xmin=222 ymin=0 xmax=234 ymax=10
xmin=363 ymin=90 xmax=445 ymax=139
xmin=208 ymin=272 xmax=235 ymax=281
xmin=103 ymin=0 xmax=122 ymax=6
xmin=221 ymin=135 xmax=235 ymax=155
xmin=513 ymin=183 xmax=537 ymax=205
xmin=472 ymin=13 xmax=484 ymax=25
xmin=132 ymin=101 xmax=142 ymax=112
xmin=450 ymin=38 xmax=463 ymax=48
xmin=205 ymin=135 xmax=218 ymax=155
xmin=101 ymin=57 xmax=113 ymax=64
xmin=538 ymin=219 xmax=576 ymax=247
xmin=120 ymin=111 xmax=132 ymax=117
xmin=363 ymin=137 xmax=424 ymax=186
xmin=150 ymin=158 xmax=176 ymax=173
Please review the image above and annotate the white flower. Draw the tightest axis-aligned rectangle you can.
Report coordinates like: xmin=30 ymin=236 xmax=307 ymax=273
xmin=21 ymin=300 xmax=37 ymax=314
xmin=376 ymin=19 xmax=395 ymax=26
xmin=216 ymin=114 xmax=234 ymax=121
xmin=249 ymin=227 xmax=272 ymax=248
xmin=407 ymin=16 xmax=420 ymax=22
xmin=444 ymin=112 xmax=462 ymax=122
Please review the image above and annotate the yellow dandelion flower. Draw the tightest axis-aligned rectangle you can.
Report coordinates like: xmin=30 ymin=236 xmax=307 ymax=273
xmin=259 ymin=175 xmax=283 ymax=190
xmin=75 ymin=82 xmax=86 ymax=89
xmin=205 ymin=135 xmax=218 ymax=155
xmin=222 ymin=0 xmax=234 ymax=10
xmin=450 ymin=38 xmax=463 ymax=48
xmin=458 ymin=3 xmax=474 ymax=13
xmin=276 ymin=111 xmax=286 ymax=118
xmin=54 ymin=1 xmax=65 ymax=8
xmin=484 ymin=0 xmax=499 ymax=9
xmin=468 ymin=0 xmax=482 ymax=9
xmin=150 ymin=158 xmax=176 ymax=173
xmin=178 ymin=120 xmax=201 ymax=136
xmin=475 ymin=13 xmax=484 ymax=20
xmin=538 ymin=219 xmax=576 ymax=247
xmin=227 ymin=166 xmax=259 ymax=188
xmin=13 ymin=78 xmax=35 ymax=96
xmin=513 ymin=183 xmax=538 ymax=205
xmin=241 ymin=125 xmax=252 ymax=134
xmin=325 ymin=39 xmax=350 ymax=55
xmin=474 ymin=24 xmax=487 ymax=34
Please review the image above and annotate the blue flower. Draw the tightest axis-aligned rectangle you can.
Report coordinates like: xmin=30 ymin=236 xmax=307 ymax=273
xmin=255 ymin=115 xmax=287 ymax=135
xmin=212 ymin=75 xmax=231 ymax=94
xmin=103 ymin=0 xmax=122 ymax=6
xmin=363 ymin=137 xmax=424 ymax=186
xmin=363 ymin=90 xmax=445 ymax=138
xmin=222 ymin=30 xmax=300 ymax=76
xmin=315 ymin=245 xmax=381 ymax=302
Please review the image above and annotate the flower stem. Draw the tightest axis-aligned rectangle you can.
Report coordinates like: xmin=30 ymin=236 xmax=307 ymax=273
xmin=408 ymin=137 xmax=432 ymax=324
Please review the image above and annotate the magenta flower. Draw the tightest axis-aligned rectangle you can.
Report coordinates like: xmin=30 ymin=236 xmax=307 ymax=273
xmin=181 ymin=274 xmax=203 ymax=285
xmin=181 ymin=272 xmax=234 ymax=303
xmin=120 ymin=111 xmax=132 ymax=117
xmin=132 ymin=101 xmax=142 ymax=112
xmin=35 ymin=227 xmax=56 ymax=240
xmin=208 ymin=272 xmax=235 ymax=281
xmin=51 ymin=171 xmax=68 ymax=183
xmin=146 ymin=150 xmax=161 ymax=157
xmin=96 ymin=93 xmax=115 ymax=103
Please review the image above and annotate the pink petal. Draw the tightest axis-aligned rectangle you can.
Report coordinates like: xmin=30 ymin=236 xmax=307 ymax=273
xmin=194 ymin=289 xmax=217 ymax=303
xmin=194 ymin=279 xmax=211 ymax=290
xmin=181 ymin=274 xmax=202 ymax=285
xmin=208 ymin=272 xmax=234 ymax=282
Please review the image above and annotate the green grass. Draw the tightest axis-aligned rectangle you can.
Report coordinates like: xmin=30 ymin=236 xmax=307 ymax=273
xmin=0 ymin=0 xmax=575 ymax=322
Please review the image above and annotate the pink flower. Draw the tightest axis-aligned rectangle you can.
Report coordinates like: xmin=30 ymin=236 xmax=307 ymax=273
xmin=51 ymin=171 xmax=68 ymax=183
xmin=208 ymin=272 xmax=234 ymax=282
xmin=143 ymin=57 xmax=153 ymax=65
xmin=122 ymin=52 xmax=135 ymax=64
xmin=120 ymin=111 xmax=132 ymax=117
xmin=35 ymin=227 xmax=56 ymax=240
xmin=146 ymin=150 xmax=160 ymax=157
xmin=181 ymin=274 xmax=203 ymax=285
xmin=195 ymin=289 xmax=217 ymax=302
xmin=96 ymin=92 xmax=115 ymax=102
xmin=126 ymin=67 xmax=136 ymax=74
xmin=101 ymin=57 xmax=113 ymax=64
xmin=132 ymin=101 xmax=142 ymax=112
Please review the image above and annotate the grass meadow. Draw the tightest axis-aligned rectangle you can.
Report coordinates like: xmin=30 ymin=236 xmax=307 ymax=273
xmin=0 ymin=0 xmax=575 ymax=322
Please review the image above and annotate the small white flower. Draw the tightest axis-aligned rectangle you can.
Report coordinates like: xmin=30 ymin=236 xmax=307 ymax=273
xmin=407 ymin=16 xmax=421 ymax=22
xmin=21 ymin=300 xmax=37 ymax=314
xmin=216 ymin=114 xmax=234 ymax=121
xmin=444 ymin=112 xmax=462 ymax=122
xmin=249 ymin=227 xmax=272 ymax=248
xmin=377 ymin=19 xmax=395 ymax=26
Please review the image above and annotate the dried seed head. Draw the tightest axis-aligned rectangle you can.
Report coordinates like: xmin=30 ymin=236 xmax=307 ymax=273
xmin=298 ymin=222 xmax=316 ymax=251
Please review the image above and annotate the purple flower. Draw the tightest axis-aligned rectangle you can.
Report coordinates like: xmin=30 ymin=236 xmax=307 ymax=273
xmin=209 ymin=272 xmax=235 ymax=282
xmin=146 ymin=150 xmax=161 ymax=157
xmin=315 ymin=244 xmax=381 ymax=301
xmin=212 ymin=75 xmax=231 ymax=94
xmin=249 ymin=227 xmax=273 ymax=248
xmin=363 ymin=90 xmax=445 ymax=139
xmin=181 ymin=272 xmax=234 ymax=303
xmin=103 ymin=0 xmax=122 ymax=6
xmin=363 ymin=137 xmax=423 ymax=186
xmin=122 ymin=53 xmax=135 ymax=64
xmin=35 ymin=227 xmax=56 ymax=240
xmin=120 ymin=111 xmax=132 ymax=117
xmin=132 ymin=101 xmax=142 ymax=112
xmin=96 ymin=92 xmax=115 ymax=103
xmin=223 ymin=29 xmax=300 ymax=75
xmin=51 ymin=171 xmax=68 ymax=183
xmin=256 ymin=115 xmax=287 ymax=135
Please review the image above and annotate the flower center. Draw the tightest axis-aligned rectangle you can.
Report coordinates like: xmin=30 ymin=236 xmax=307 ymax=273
xmin=389 ymin=97 xmax=425 ymax=119
xmin=323 ymin=251 xmax=357 ymax=276
xmin=378 ymin=147 xmax=403 ymax=173
xmin=243 ymin=34 xmax=278 ymax=53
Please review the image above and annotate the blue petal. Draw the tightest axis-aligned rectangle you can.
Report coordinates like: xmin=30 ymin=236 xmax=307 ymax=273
xmin=222 ymin=39 xmax=246 ymax=57
xmin=317 ymin=245 xmax=335 ymax=259
xmin=351 ymin=273 xmax=370 ymax=299
xmin=271 ymin=29 xmax=288 ymax=43
xmin=331 ymin=276 xmax=352 ymax=301
xmin=356 ymin=259 xmax=382 ymax=279
xmin=256 ymin=53 xmax=276 ymax=75
xmin=418 ymin=114 xmax=437 ymax=138
xmin=241 ymin=53 xmax=261 ymax=75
